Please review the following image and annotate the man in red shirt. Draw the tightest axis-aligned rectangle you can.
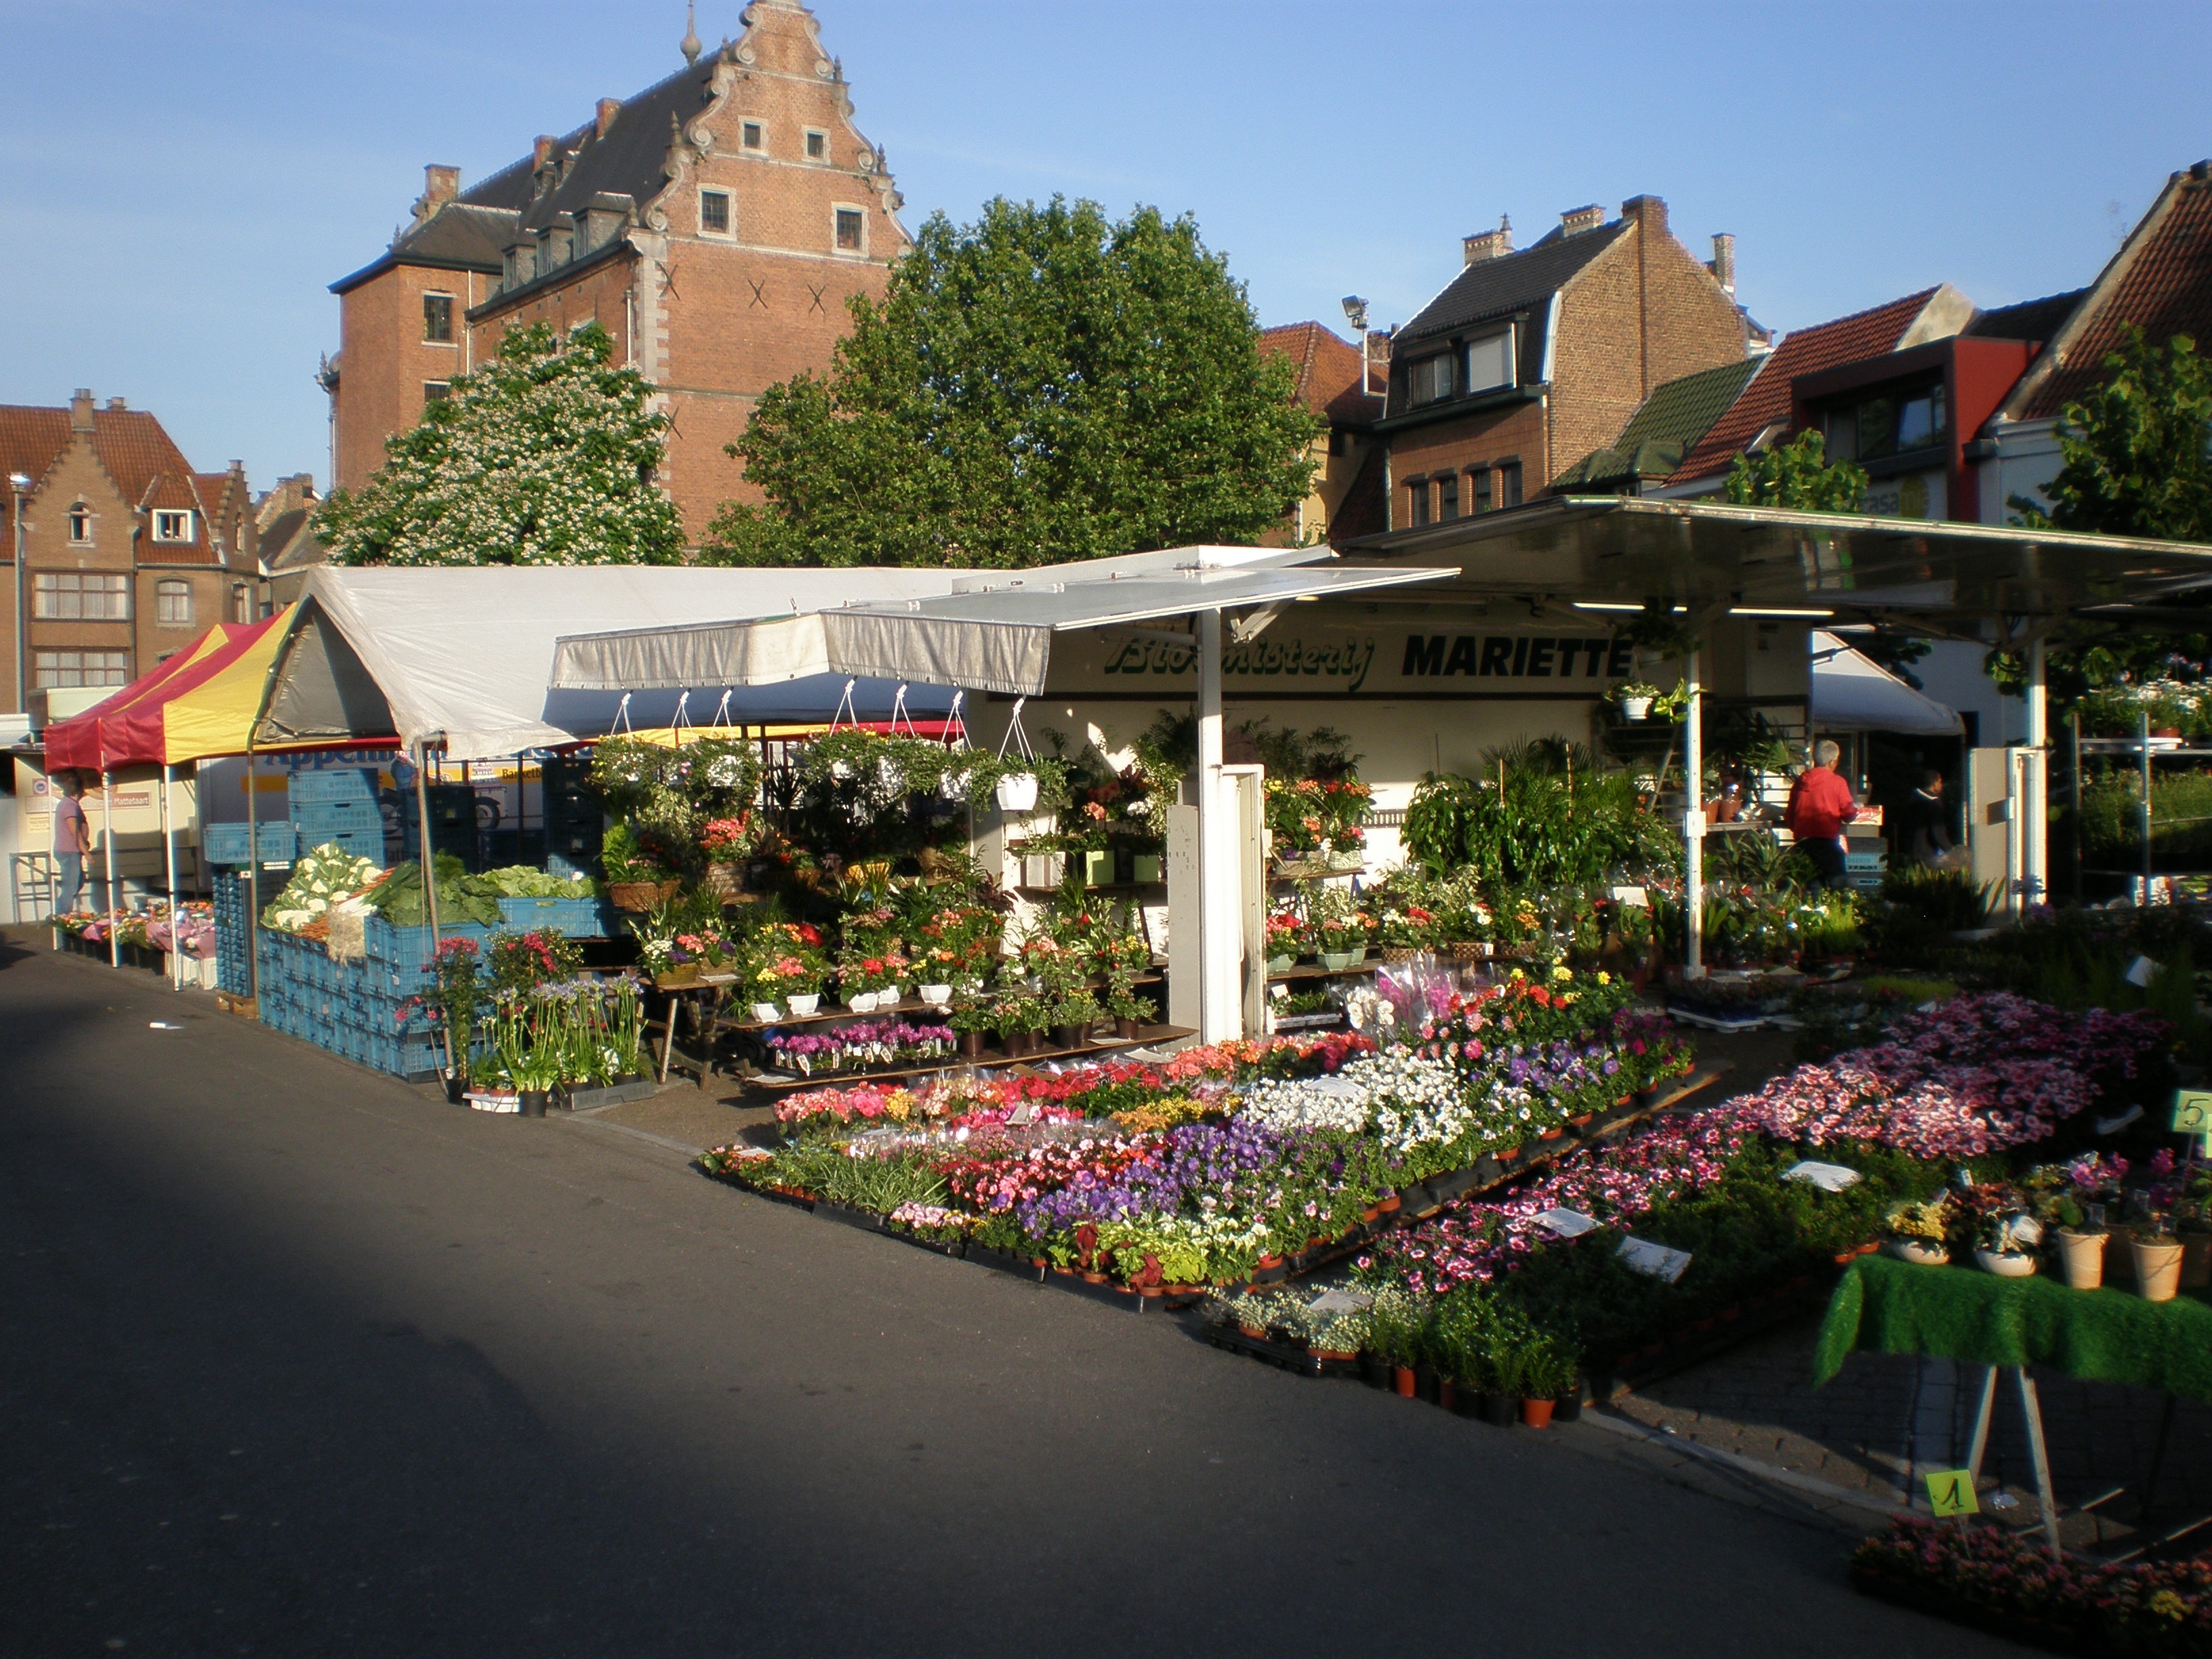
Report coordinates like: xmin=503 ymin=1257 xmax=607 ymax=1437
xmin=1785 ymin=739 xmax=1858 ymax=888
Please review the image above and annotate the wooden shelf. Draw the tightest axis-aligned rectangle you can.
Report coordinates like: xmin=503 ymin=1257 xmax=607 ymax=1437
xmin=742 ymin=1023 xmax=1197 ymax=1092
xmin=1267 ymin=959 xmax=1378 ymax=983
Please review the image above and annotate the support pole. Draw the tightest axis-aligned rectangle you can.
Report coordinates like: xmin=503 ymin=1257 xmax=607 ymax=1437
xmin=103 ymin=769 xmax=119 ymax=967
xmin=1684 ymin=649 xmax=1705 ymax=980
xmin=415 ymin=743 xmax=447 ymax=1076
xmin=1195 ymin=609 xmax=1236 ymax=1042
xmin=245 ymin=748 xmax=260 ymax=999
xmin=163 ymin=762 xmax=179 ymax=989
xmin=2142 ymin=708 xmax=2154 ymax=907
xmin=2018 ymin=1368 xmax=2064 ymax=1558
xmin=2024 ymin=636 xmax=2048 ymax=908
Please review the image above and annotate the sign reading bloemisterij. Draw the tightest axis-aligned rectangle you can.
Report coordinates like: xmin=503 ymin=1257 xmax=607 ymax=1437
xmin=1048 ymin=627 xmax=1637 ymax=698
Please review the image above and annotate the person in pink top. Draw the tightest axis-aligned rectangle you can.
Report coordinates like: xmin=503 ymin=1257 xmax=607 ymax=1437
xmin=1785 ymin=739 xmax=1858 ymax=888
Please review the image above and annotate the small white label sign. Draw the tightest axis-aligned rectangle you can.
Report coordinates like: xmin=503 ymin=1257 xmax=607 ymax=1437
xmin=1784 ymin=1160 xmax=1863 ymax=1193
xmin=1537 ymin=1207 xmax=1599 ymax=1238
xmin=1618 ymin=1236 xmax=1694 ymax=1283
xmin=1610 ymin=885 xmax=1650 ymax=908
xmin=1307 ymin=1288 xmax=1373 ymax=1316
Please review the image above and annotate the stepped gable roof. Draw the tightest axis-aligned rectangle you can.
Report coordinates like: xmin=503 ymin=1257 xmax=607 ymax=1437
xmin=1666 ymin=289 xmax=1942 ymax=486
xmin=1555 ymin=359 xmax=1763 ymax=487
xmin=1965 ymin=289 xmax=2086 ymax=344
xmin=0 ymin=402 xmax=220 ymax=562
xmin=1258 ymin=322 xmax=1384 ymax=424
xmin=2009 ymin=165 xmax=2212 ymax=422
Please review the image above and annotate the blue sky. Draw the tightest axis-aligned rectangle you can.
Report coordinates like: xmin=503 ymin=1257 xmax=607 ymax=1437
xmin=2 ymin=0 xmax=2207 ymax=492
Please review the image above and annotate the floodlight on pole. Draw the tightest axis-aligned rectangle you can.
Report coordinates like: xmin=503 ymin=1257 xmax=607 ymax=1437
xmin=1340 ymin=297 xmax=1374 ymax=396
xmin=8 ymin=472 xmax=30 ymax=718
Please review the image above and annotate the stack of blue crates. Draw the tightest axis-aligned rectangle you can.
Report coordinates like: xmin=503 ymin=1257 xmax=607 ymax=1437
xmin=213 ymin=872 xmax=254 ymax=995
xmin=255 ymin=920 xmax=495 ymax=1080
xmin=289 ymin=768 xmax=388 ymax=865
xmin=203 ymin=821 xmax=298 ymax=866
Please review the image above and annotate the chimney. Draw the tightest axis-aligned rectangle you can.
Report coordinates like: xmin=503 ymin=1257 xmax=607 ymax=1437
xmin=596 ymin=98 xmax=621 ymax=138
xmin=1620 ymin=194 xmax=1668 ymax=238
xmin=1462 ymin=214 xmax=1513 ymax=265
xmin=106 ymin=396 xmax=127 ymax=411
xmin=412 ymin=164 xmax=460 ymax=226
xmin=1708 ymin=232 xmax=1736 ymax=296
xmin=1560 ymin=204 xmax=1605 ymax=237
xmin=533 ymin=135 xmax=557 ymax=170
xmin=70 ymin=388 xmax=95 ymax=432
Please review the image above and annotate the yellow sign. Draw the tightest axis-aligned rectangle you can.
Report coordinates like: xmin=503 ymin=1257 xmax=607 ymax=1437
xmin=1925 ymin=1471 xmax=1980 ymax=1517
xmin=2173 ymin=1091 xmax=2212 ymax=1135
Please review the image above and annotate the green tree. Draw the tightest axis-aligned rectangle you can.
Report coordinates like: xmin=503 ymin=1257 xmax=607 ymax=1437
xmin=702 ymin=197 xmax=1322 ymax=569
xmin=315 ymin=321 xmax=684 ymax=567
xmin=2011 ymin=324 xmax=2212 ymax=542
xmin=1721 ymin=428 xmax=1870 ymax=512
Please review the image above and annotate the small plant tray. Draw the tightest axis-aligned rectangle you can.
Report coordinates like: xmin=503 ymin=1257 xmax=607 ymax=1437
xmin=563 ymin=1078 xmax=658 ymax=1111
xmin=1194 ymin=1322 xmax=1360 ymax=1379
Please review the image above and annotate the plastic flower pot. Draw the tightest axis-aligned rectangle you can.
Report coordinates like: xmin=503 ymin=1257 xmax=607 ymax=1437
xmin=1886 ymin=1237 xmax=1951 ymax=1267
xmin=2181 ymin=1227 xmax=2212 ymax=1290
xmin=1480 ymin=1393 xmax=1518 ymax=1427
xmin=518 ymin=1090 xmax=549 ymax=1118
xmin=957 ymin=1031 xmax=987 ymax=1059
xmin=787 ymin=994 xmax=820 ymax=1016
xmin=1318 ymin=950 xmax=1360 ymax=972
xmin=2133 ymin=1236 xmax=2186 ymax=1303
xmin=2053 ymin=1228 xmax=2106 ymax=1290
xmin=1265 ymin=954 xmax=1295 ymax=976
xmin=1620 ymin=697 xmax=1653 ymax=722
xmin=848 ymin=991 xmax=879 ymax=1014
xmin=1392 ymin=1365 xmax=1417 ymax=1399
xmin=443 ymin=1069 xmax=467 ymax=1105
xmin=1236 ymin=1322 xmax=1268 ymax=1340
xmin=1051 ymin=1023 xmax=1087 ymax=1051
xmin=1975 ymin=1248 xmax=2039 ymax=1278
xmin=1521 ymin=1397 xmax=1556 ymax=1429
xmin=1114 ymin=1017 xmax=1143 ymax=1040
xmin=995 ymin=772 xmax=1040 ymax=813
xmin=750 ymin=1002 xmax=781 ymax=1023
xmin=1377 ymin=1193 xmax=1402 ymax=1214
xmin=920 ymin=984 xmax=952 ymax=1005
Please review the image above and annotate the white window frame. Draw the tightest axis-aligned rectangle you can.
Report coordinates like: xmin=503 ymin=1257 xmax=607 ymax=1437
xmin=698 ymin=187 xmax=735 ymax=239
xmin=34 ymin=649 xmax=130 ymax=689
xmin=803 ymin=127 xmax=829 ymax=163
xmin=1462 ymin=326 xmax=1515 ymax=394
xmin=740 ymin=120 xmax=765 ymax=153
xmin=422 ymin=291 xmax=456 ymax=346
xmin=66 ymin=502 xmax=92 ymax=544
xmin=152 ymin=508 xmax=194 ymax=544
xmin=832 ymin=203 xmax=868 ymax=258
xmin=156 ymin=577 xmax=194 ymax=628
xmin=34 ymin=571 xmax=131 ymax=620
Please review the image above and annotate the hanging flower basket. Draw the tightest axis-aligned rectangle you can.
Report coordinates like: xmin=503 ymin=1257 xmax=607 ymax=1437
xmin=996 ymin=772 xmax=1040 ymax=813
xmin=1620 ymin=696 xmax=1653 ymax=722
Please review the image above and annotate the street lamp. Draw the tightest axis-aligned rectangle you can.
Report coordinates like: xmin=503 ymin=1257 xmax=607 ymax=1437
xmin=1340 ymin=296 xmax=1373 ymax=396
xmin=7 ymin=472 xmax=29 ymax=717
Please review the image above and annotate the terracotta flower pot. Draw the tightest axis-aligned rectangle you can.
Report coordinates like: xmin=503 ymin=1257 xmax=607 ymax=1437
xmin=1081 ymin=1270 xmax=1109 ymax=1286
xmin=1378 ymin=1193 xmax=1402 ymax=1214
xmin=2053 ymin=1227 xmax=2107 ymax=1290
xmin=1392 ymin=1365 xmax=1417 ymax=1399
xmin=1237 ymin=1323 xmax=1268 ymax=1340
xmin=1521 ymin=1397 xmax=1556 ymax=1429
xmin=2133 ymin=1237 xmax=2186 ymax=1303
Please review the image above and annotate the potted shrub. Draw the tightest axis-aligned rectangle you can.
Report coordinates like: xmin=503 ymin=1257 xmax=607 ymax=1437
xmin=419 ymin=937 xmax=485 ymax=1103
xmin=2037 ymin=1187 xmax=2108 ymax=1290
xmin=699 ymin=813 xmax=756 ymax=898
xmin=1972 ymin=1208 xmax=2041 ymax=1277
xmin=1883 ymin=1197 xmax=1952 ymax=1267
xmin=1610 ymin=680 xmax=1663 ymax=722
xmin=2133 ymin=1216 xmax=2186 ymax=1302
xmin=949 ymin=993 xmax=996 ymax=1058
xmin=996 ymin=991 xmax=1050 ymax=1056
xmin=1264 ymin=906 xmax=1305 ymax=975
xmin=1311 ymin=890 xmax=1374 ymax=972
xmin=1515 ymin=1338 xmax=1577 ymax=1429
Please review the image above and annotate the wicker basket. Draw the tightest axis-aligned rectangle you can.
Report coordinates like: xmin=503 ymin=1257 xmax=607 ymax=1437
xmin=703 ymin=862 xmax=745 ymax=900
xmin=610 ymin=879 xmax=682 ymax=913
xmin=655 ymin=964 xmax=700 ymax=989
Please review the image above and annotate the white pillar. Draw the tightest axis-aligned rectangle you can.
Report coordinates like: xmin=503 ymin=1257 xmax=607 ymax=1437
xmin=103 ymin=769 xmax=119 ymax=967
xmin=1683 ymin=650 xmax=1705 ymax=979
xmin=2024 ymin=636 xmax=2048 ymax=907
xmin=1195 ymin=609 xmax=1239 ymax=1042
xmin=163 ymin=762 xmax=180 ymax=989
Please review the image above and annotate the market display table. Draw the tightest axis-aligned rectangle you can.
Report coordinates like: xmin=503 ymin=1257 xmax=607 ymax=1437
xmin=1814 ymin=1254 xmax=2212 ymax=1554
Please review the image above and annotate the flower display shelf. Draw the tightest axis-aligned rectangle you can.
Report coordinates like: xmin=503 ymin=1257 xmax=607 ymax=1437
xmin=741 ymin=1023 xmax=1197 ymax=1092
xmin=1267 ymin=958 xmax=1379 ymax=983
xmin=1271 ymin=859 xmax=1366 ymax=882
xmin=723 ymin=979 xmax=1164 ymax=1035
xmin=1196 ymin=1322 xmax=1362 ymax=1380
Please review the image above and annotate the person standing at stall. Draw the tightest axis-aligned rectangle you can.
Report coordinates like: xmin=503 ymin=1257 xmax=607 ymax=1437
xmin=52 ymin=770 xmax=91 ymax=914
xmin=1897 ymin=766 xmax=1961 ymax=869
xmin=1786 ymin=740 xmax=1858 ymax=888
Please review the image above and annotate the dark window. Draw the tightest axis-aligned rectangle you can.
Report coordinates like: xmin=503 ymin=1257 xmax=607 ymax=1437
xmin=422 ymin=293 xmax=453 ymax=343
xmin=835 ymin=209 xmax=864 ymax=251
xmin=1407 ymin=480 xmax=1431 ymax=527
xmin=806 ymin=130 xmax=827 ymax=160
xmin=1824 ymin=380 xmax=1946 ymax=464
xmin=1410 ymin=353 xmax=1455 ymax=406
xmin=741 ymin=121 xmax=763 ymax=150
xmin=1437 ymin=473 xmax=1459 ymax=520
xmin=700 ymin=190 xmax=731 ymax=234
xmin=1469 ymin=467 xmax=1492 ymax=514
xmin=1498 ymin=461 xmax=1523 ymax=508
xmin=424 ymin=382 xmax=450 ymax=403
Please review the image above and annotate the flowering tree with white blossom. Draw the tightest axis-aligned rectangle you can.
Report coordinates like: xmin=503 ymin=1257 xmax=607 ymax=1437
xmin=316 ymin=321 xmax=684 ymax=566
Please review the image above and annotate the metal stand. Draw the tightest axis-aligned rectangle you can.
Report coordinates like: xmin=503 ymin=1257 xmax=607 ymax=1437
xmin=1965 ymin=1364 xmax=2063 ymax=1557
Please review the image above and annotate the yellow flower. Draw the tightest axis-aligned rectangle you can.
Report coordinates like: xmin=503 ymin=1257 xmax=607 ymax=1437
xmin=1551 ymin=965 xmax=1573 ymax=983
xmin=1597 ymin=971 xmax=1612 ymax=985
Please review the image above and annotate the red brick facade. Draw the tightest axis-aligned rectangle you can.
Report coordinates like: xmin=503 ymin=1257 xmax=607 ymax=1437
xmin=326 ymin=0 xmax=906 ymax=545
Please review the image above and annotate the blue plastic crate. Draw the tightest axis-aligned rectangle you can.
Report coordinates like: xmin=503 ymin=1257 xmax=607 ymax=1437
xmin=291 ymin=827 xmax=385 ymax=865
xmin=205 ymin=821 xmax=298 ymax=865
xmin=287 ymin=768 xmax=383 ymax=805
xmin=495 ymin=895 xmax=614 ymax=936
xmin=293 ymin=800 xmax=384 ymax=834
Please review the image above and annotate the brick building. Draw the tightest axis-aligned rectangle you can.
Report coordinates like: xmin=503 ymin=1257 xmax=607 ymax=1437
xmin=0 ymin=391 xmax=253 ymax=714
xmin=323 ymin=0 xmax=909 ymax=543
xmin=1376 ymin=197 xmax=1754 ymax=531
xmin=1256 ymin=321 xmax=1387 ymax=544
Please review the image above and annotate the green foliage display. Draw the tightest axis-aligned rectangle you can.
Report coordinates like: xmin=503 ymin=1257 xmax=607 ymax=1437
xmin=1404 ymin=766 xmax=1675 ymax=890
xmin=701 ymin=197 xmax=1322 ymax=568
xmin=315 ymin=321 xmax=684 ymax=567
xmin=2075 ymin=773 xmax=2212 ymax=869
xmin=2015 ymin=325 xmax=2212 ymax=545
xmin=1721 ymin=428 xmax=1871 ymax=513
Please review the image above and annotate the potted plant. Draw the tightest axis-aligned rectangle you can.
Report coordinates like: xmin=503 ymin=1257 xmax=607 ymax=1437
xmin=600 ymin=823 xmax=680 ymax=912
xmin=1311 ymin=889 xmax=1374 ymax=972
xmin=1264 ymin=906 xmax=1305 ymax=975
xmin=2133 ymin=1215 xmax=2186 ymax=1303
xmin=699 ymin=813 xmax=756 ymax=898
xmin=949 ymin=992 xmax=996 ymax=1058
xmin=996 ymin=991 xmax=1050 ymax=1056
xmin=1610 ymin=680 xmax=1663 ymax=722
xmin=2034 ymin=1183 xmax=2109 ymax=1290
xmin=1047 ymin=987 xmax=1102 ymax=1051
xmin=1515 ymin=1338 xmax=1577 ymax=1429
xmin=1972 ymin=1208 xmax=2041 ymax=1277
xmin=1883 ymin=1197 xmax=1952 ymax=1267
xmin=419 ymin=937 xmax=485 ymax=1103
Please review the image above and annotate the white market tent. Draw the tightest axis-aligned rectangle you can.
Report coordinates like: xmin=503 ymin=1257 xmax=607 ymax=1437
xmin=1809 ymin=632 xmax=1963 ymax=737
xmin=255 ymin=566 xmax=989 ymax=760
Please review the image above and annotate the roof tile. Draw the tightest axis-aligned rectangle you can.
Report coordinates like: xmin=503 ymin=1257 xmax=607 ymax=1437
xmin=1259 ymin=322 xmax=1383 ymax=424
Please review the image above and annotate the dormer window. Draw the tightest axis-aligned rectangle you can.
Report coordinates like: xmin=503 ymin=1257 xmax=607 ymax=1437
xmin=67 ymin=503 xmax=91 ymax=544
xmin=1409 ymin=353 xmax=1455 ymax=406
xmin=152 ymin=509 xmax=194 ymax=543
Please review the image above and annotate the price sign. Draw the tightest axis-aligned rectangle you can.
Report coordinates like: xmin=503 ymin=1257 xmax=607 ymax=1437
xmin=2173 ymin=1091 xmax=2212 ymax=1136
xmin=1610 ymin=885 xmax=1650 ymax=908
xmin=1007 ymin=1102 xmax=1038 ymax=1128
xmin=1536 ymin=1207 xmax=1598 ymax=1238
xmin=1783 ymin=1160 xmax=1864 ymax=1193
xmin=1616 ymin=1236 xmax=1693 ymax=1283
xmin=1925 ymin=1470 xmax=1980 ymax=1517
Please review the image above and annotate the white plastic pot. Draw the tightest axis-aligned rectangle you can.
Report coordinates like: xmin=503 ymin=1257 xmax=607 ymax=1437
xmin=1975 ymin=1248 xmax=2039 ymax=1278
xmin=920 ymin=984 xmax=953 ymax=1005
xmin=787 ymin=994 xmax=821 ymax=1017
xmin=1620 ymin=697 xmax=1653 ymax=722
xmin=750 ymin=1002 xmax=782 ymax=1023
xmin=847 ymin=990 xmax=878 ymax=1013
xmin=996 ymin=771 xmax=1040 ymax=813
xmin=939 ymin=768 xmax=972 ymax=801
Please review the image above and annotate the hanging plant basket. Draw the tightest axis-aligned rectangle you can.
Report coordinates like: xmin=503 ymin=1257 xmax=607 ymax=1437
xmin=996 ymin=772 xmax=1040 ymax=813
xmin=1620 ymin=696 xmax=1653 ymax=722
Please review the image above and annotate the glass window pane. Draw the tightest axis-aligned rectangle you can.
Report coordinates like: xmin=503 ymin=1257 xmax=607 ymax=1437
xmin=1463 ymin=329 xmax=1513 ymax=392
xmin=1896 ymin=394 xmax=1936 ymax=451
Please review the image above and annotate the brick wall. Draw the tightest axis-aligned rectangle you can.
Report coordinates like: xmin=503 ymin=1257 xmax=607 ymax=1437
xmin=1385 ymin=400 xmax=1550 ymax=529
xmin=333 ymin=264 xmax=489 ymax=493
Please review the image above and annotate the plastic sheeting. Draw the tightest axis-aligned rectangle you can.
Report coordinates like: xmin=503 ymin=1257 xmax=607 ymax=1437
xmin=1810 ymin=631 xmax=1963 ymax=736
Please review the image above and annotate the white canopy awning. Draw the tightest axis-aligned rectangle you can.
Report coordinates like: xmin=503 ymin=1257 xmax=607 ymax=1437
xmin=258 ymin=567 xmax=982 ymax=759
xmin=550 ymin=550 xmax=1460 ymax=698
xmin=1810 ymin=630 xmax=1964 ymax=736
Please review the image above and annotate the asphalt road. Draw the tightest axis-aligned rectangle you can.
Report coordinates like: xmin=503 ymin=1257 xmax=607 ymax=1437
xmin=0 ymin=935 xmax=2020 ymax=1658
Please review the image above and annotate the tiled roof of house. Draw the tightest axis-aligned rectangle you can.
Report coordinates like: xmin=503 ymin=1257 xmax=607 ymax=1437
xmin=1399 ymin=223 xmax=1627 ymax=356
xmin=258 ymin=506 xmax=327 ymax=572
xmin=0 ymin=403 xmax=221 ymax=562
xmin=2010 ymin=165 xmax=2212 ymax=421
xmin=1965 ymin=289 xmax=2085 ymax=344
xmin=1258 ymin=322 xmax=1384 ymax=424
xmin=1666 ymin=289 xmax=1944 ymax=485
xmin=1327 ymin=442 xmax=1389 ymax=542
xmin=1554 ymin=359 xmax=1763 ymax=487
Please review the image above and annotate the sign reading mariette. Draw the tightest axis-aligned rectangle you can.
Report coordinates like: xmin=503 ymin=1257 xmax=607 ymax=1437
xmin=1049 ymin=626 xmax=1633 ymax=697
